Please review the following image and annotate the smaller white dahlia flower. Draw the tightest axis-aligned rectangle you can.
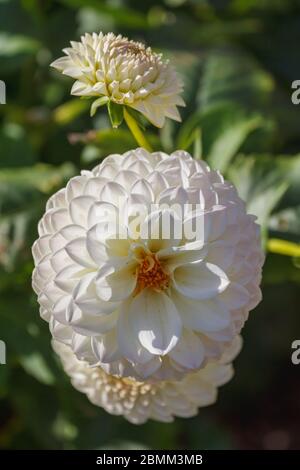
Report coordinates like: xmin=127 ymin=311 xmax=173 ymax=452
xmin=53 ymin=336 xmax=241 ymax=424
xmin=32 ymin=149 xmax=264 ymax=382
xmin=51 ymin=32 xmax=184 ymax=128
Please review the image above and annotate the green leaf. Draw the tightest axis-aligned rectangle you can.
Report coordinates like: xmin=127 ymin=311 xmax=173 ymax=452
xmin=20 ymin=353 xmax=55 ymax=385
xmin=107 ymin=101 xmax=124 ymax=129
xmin=176 ymin=109 xmax=202 ymax=151
xmin=0 ymin=163 xmax=75 ymax=269
xmin=59 ymin=0 xmax=149 ymax=29
xmin=52 ymin=414 xmax=78 ymax=442
xmin=79 ymin=128 xmax=160 ymax=164
xmin=207 ymin=113 xmax=263 ymax=172
xmin=0 ymin=163 xmax=75 ymax=193
xmin=263 ymin=253 xmax=300 ymax=284
xmin=0 ymin=123 xmax=37 ymax=168
xmin=227 ymin=155 xmax=289 ymax=231
xmin=53 ymin=99 xmax=90 ymax=125
xmin=176 ymin=102 xmax=265 ymax=169
xmin=80 ymin=129 xmax=136 ymax=163
xmin=198 ymin=47 xmax=274 ymax=113
xmin=231 ymin=0 xmax=294 ymax=13
xmin=0 ymin=33 xmax=40 ymax=58
xmin=277 ymin=155 xmax=300 ymax=209
xmin=90 ymin=96 xmax=109 ymax=117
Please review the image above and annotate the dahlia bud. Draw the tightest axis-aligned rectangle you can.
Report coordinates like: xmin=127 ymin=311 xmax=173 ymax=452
xmin=51 ymin=32 xmax=185 ymax=129
xmin=32 ymin=149 xmax=264 ymax=381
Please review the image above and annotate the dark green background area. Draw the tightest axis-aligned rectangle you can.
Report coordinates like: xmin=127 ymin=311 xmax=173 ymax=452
xmin=0 ymin=0 xmax=300 ymax=450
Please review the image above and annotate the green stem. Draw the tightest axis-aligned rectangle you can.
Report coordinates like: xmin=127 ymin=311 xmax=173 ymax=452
xmin=124 ymin=108 xmax=153 ymax=152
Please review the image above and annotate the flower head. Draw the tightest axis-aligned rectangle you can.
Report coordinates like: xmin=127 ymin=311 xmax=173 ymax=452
xmin=52 ymin=336 xmax=241 ymax=424
xmin=51 ymin=32 xmax=185 ymax=128
xmin=32 ymin=149 xmax=264 ymax=381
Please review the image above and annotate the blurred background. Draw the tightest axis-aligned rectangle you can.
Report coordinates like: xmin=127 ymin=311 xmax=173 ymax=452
xmin=0 ymin=0 xmax=300 ymax=450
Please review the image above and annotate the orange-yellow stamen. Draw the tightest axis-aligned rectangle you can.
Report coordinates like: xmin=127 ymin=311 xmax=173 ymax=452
xmin=135 ymin=253 xmax=169 ymax=294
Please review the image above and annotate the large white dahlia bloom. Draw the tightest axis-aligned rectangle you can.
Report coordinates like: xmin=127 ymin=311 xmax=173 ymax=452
xmin=52 ymin=336 xmax=241 ymax=424
xmin=51 ymin=32 xmax=184 ymax=128
xmin=32 ymin=149 xmax=264 ymax=381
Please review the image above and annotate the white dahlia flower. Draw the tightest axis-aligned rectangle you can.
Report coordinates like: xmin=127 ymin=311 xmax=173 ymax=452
xmin=52 ymin=336 xmax=241 ymax=424
xmin=32 ymin=149 xmax=264 ymax=381
xmin=51 ymin=32 xmax=184 ymax=128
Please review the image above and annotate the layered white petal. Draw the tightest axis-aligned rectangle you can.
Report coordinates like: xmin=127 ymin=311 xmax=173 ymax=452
xmin=172 ymin=289 xmax=231 ymax=333
xmin=95 ymin=261 xmax=137 ymax=302
xmin=32 ymin=149 xmax=264 ymax=381
xmin=126 ymin=290 xmax=182 ymax=356
xmin=52 ymin=337 xmax=239 ymax=424
xmin=172 ymin=261 xmax=229 ymax=300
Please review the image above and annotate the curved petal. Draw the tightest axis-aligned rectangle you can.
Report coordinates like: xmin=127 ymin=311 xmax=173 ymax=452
xmin=99 ymin=181 xmax=128 ymax=206
xmin=146 ymin=171 xmax=168 ymax=200
xmin=87 ymin=201 xmax=119 ymax=230
xmin=205 ymin=240 xmax=235 ymax=272
xmin=113 ymin=170 xmax=139 ymax=192
xmin=69 ymin=195 xmax=96 ymax=227
xmin=72 ymin=272 xmax=119 ymax=315
xmin=158 ymin=186 xmax=189 ymax=219
xmin=65 ymin=237 xmax=96 ymax=268
xmin=86 ymin=224 xmax=130 ymax=265
xmin=91 ymin=330 xmax=120 ymax=363
xmin=117 ymin=300 xmax=153 ymax=364
xmin=32 ymin=235 xmax=51 ymax=264
xmin=46 ymin=188 xmax=67 ymax=211
xmin=49 ymin=232 xmax=68 ymax=253
xmin=157 ymin=240 xmax=207 ymax=270
xmin=49 ymin=318 xmax=72 ymax=344
xmin=70 ymin=309 xmax=118 ymax=336
xmin=172 ymin=289 xmax=231 ymax=332
xmin=49 ymin=208 xmax=71 ymax=232
xmin=54 ymin=263 xmax=87 ymax=293
xmin=131 ymin=178 xmax=154 ymax=202
xmin=59 ymin=224 xmax=86 ymax=241
xmin=219 ymin=282 xmax=250 ymax=310
xmin=71 ymin=333 xmax=96 ymax=363
xmin=50 ymin=248 xmax=72 ymax=273
xmin=95 ymin=260 xmax=137 ymax=302
xmin=183 ymin=205 xmax=228 ymax=245
xmin=127 ymin=290 xmax=182 ymax=355
xmin=172 ymin=261 xmax=229 ymax=300
xmin=169 ymin=329 xmax=205 ymax=369
xmin=83 ymin=176 xmax=108 ymax=198
xmin=66 ymin=175 xmax=88 ymax=203
xmin=52 ymin=295 xmax=73 ymax=324
xmin=140 ymin=209 xmax=181 ymax=253
xmin=133 ymin=356 xmax=162 ymax=379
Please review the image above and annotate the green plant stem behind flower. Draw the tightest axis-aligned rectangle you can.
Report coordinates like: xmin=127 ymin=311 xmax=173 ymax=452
xmin=123 ymin=108 xmax=153 ymax=152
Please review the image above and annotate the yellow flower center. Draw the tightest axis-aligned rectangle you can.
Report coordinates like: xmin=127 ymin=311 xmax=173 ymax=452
xmin=112 ymin=40 xmax=152 ymax=62
xmin=115 ymin=42 xmax=143 ymax=54
xmin=135 ymin=253 xmax=169 ymax=294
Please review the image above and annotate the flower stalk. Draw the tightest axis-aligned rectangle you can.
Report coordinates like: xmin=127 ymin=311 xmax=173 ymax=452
xmin=123 ymin=108 xmax=153 ymax=151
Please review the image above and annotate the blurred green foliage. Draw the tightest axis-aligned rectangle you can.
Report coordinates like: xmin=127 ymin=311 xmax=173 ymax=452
xmin=0 ymin=0 xmax=300 ymax=450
